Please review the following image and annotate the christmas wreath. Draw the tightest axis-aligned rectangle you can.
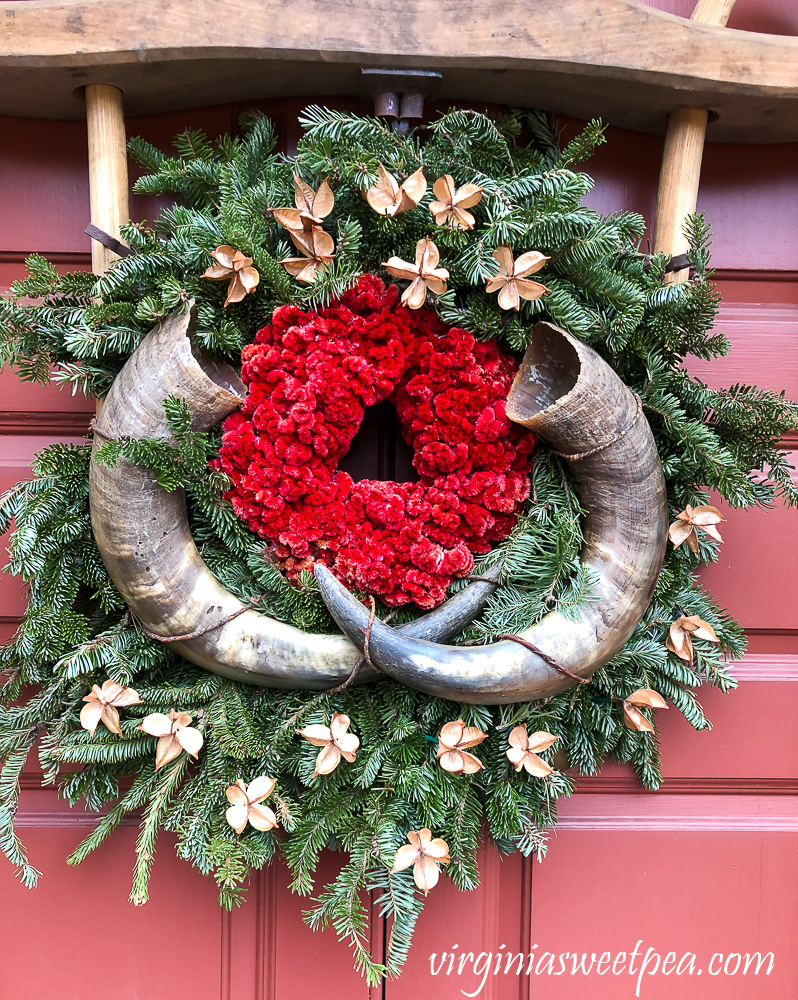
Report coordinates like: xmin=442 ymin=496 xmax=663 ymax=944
xmin=1 ymin=107 xmax=796 ymax=982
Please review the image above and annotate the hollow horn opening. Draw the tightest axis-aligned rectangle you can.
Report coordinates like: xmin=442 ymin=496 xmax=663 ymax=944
xmin=505 ymin=324 xmax=580 ymax=422
xmin=188 ymin=328 xmax=246 ymax=400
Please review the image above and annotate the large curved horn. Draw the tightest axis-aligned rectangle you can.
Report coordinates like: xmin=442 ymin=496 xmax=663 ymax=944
xmin=316 ymin=322 xmax=669 ymax=704
xmin=88 ymin=307 xmax=500 ymax=690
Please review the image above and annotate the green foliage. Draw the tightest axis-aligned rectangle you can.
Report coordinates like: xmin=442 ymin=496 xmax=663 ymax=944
xmin=94 ymin=394 xmax=219 ymax=492
xmin=0 ymin=107 xmax=796 ymax=983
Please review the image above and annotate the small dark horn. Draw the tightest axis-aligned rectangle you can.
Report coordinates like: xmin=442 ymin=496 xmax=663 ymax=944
xmin=395 ymin=561 xmax=501 ymax=641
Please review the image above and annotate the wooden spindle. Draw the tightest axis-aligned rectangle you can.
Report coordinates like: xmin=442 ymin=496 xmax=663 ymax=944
xmin=690 ymin=0 xmax=737 ymax=23
xmin=85 ymin=83 xmax=129 ymax=414
xmin=85 ymin=83 xmax=129 ymax=275
xmin=653 ymin=0 xmax=737 ymax=280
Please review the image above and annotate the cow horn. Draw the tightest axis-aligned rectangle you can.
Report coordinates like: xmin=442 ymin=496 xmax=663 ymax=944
xmin=316 ymin=322 xmax=669 ymax=704
xmin=88 ymin=306 xmax=500 ymax=690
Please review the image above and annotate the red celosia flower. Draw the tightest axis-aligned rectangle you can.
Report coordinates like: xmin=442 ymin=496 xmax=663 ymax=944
xmin=214 ymin=275 xmax=537 ymax=608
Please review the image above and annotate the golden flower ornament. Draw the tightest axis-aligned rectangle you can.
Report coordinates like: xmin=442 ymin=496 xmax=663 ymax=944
xmin=80 ymin=680 xmax=141 ymax=736
xmin=666 ymin=615 xmax=720 ymax=665
xmin=391 ymin=828 xmax=450 ymax=896
xmin=225 ymin=776 xmax=279 ymax=834
xmin=200 ymin=245 xmax=260 ymax=306
xmin=383 ymin=237 xmax=449 ymax=309
xmin=138 ymin=709 xmax=204 ymax=770
xmin=505 ymin=725 xmax=559 ymax=777
xmin=271 ymin=174 xmax=334 ymax=234
xmin=436 ymin=719 xmax=487 ymax=774
xmin=669 ymin=504 xmax=725 ymax=553
xmin=485 ymin=247 xmax=551 ymax=311
xmin=366 ymin=164 xmax=427 ymax=216
xmin=429 ymin=174 xmax=483 ymax=230
xmin=622 ymin=688 xmax=669 ymax=732
xmin=297 ymin=711 xmax=360 ymax=778
xmin=280 ymin=228 xmax=335 ymax=284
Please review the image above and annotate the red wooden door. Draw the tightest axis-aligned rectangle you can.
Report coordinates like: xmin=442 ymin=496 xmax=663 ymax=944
xmin=3 ymin=12 xmax=798 ymax=997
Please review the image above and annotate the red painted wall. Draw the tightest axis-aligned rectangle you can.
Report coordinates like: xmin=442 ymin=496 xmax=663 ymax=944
xmin=2 ymin=10 xmax=798 ymax=994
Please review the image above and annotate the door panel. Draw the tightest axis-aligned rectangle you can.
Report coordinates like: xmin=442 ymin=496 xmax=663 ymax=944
xmin=2 ymin=61 xmax=797 ymax=997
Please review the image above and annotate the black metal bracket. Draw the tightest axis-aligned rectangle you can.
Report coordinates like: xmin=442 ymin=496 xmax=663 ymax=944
xmin=663 ymin=252 xmax=691 ymax=273
xmin=85 ymin=223 xmax=136 ymax=258
xmin=361 ymin=68 xmax=442 ymax=134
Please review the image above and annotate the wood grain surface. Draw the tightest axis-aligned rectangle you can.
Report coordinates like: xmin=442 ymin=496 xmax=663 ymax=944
xmin=2 ymin=0 xmax=798 ymax=140
xmin=85 ymin=84 xmax=129 ymax=274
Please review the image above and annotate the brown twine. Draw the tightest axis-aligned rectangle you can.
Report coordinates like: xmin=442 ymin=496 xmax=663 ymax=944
xmin=361 ymin=596 xmax=377 ymax=670
xmin=549 ymin=393 xmax=643 ymax=462
xmin=325 ymin=663 xmax=367 ymax=696
xmin=136 ymin=596 xmax=264 ymax=643
xmin=88 ymin=418 xmax=118 ymax=441
xmin=494 ymin=633 xmax=591 ymax=684
xmin=325 ymin=597 xmax=384 ymax=695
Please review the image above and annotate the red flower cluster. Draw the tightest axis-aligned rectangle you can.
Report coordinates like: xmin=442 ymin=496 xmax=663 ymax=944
xmin=215 ymin=275 xmax=537 ymax=609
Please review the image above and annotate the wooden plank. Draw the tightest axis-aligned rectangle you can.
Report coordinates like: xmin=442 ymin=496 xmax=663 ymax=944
xmin=687 ymin=303 xmax=798 ymax=399
xmin=387 ymin=814 xmax=795 ymax=997
xmin=690 ymin=0 xmax=737 ymax=24
xmin=647 ymin=674 xmax=798 ymax=781
xmin=713 ymin=272 xmax=798 ymax=305
xmin=0 ymin=118 xmax=91 ymax=254
xmin=0 ymin=411 xmax=94 ymax=435
xmin=645 ymin=0 xmax=798 ymax=35
xmin=271 ymin=854 xmax=379 ymax=999
xmin=699 ymin=487 xmax=798 ymax=632
xmin=653 ymin=106 xmax=711 ymax=272
xmin=0 ymin=367 xmax=96 ymax=420
xmin=2 ymin=0 xmax=798 ymax=140
xmin=0 ymin=437 xmax=88 ymax=620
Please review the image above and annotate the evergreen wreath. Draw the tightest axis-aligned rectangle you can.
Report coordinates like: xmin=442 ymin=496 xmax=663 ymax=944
xmin=1 ymin=106 xmax=796 ymax=982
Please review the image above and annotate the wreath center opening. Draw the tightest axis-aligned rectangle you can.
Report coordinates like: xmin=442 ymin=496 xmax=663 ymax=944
xmin=338 ymin=400 xmax=419 ymax=486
